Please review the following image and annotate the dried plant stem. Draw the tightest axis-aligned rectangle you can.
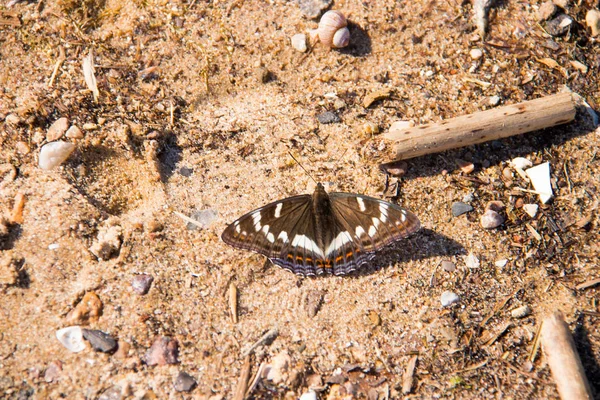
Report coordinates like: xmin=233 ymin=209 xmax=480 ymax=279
xmin=383 ymin=92 xmax=576 ymax=162
xmin=540 ymin=311 xmax=593 ymax=400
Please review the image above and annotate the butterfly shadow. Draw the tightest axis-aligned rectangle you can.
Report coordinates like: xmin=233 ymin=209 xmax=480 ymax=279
xmin=346 ymin=228 xmax=466 ymax=277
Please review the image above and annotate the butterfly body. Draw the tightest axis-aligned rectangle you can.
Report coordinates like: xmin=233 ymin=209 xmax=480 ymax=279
xmin=222 ymin=183 xmax=420 ymax=276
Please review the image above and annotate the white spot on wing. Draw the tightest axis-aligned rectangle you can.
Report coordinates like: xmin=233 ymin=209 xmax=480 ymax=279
xmin=277 ymin=231 xmax=289 ymax=243
xmin=379 ymin=203 xmax=388 ymax=222
xmin=292 ymin=234 xmax=324 ymax=257
xmin=401 ymin=212 xmax=406 ymax=222
xmin=372 ymin=217 xmax=380 ymax=228
xmin=267 ymin=232 xmax=275 ymax=243
xmin=261 ymin=225 xmax=270 ymax=234
xmin=357 ymin=197 xmax=366 ymax=212
xmin=355 ymin=226 xmax=366 ymax=237
xmin=252 ymin=211 xmax=262 ymax=231
xmin=325 ymin=231 xmax=353 ymax=256
xmin=368 ymin=225 xmax=377 ymax=237
xmin=235 ymin=224 xmax=241 ymax=233
xmin=274 ymin=203 xmax=283 ymax=218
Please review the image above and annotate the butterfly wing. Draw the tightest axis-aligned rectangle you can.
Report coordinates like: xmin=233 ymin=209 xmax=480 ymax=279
xmin=327 ymin=193 xmax=420 ymax=273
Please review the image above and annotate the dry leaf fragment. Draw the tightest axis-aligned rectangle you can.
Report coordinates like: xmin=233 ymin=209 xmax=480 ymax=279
xmin=83 ymin=50 xmax=99 ymax=102
xmin=363 ymin=88 xmax=392 ymax=108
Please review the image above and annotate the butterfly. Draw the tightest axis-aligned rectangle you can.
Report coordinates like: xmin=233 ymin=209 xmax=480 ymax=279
xmin=221 ymin=183 xmax=420 ymax=276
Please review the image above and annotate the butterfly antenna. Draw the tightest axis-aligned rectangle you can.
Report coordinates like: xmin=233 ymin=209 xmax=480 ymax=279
xmin=287 ymin=152 xmax=318 ymax=185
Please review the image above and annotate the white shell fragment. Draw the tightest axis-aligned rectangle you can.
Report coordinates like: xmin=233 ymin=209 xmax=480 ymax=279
xmin=291 ymin=33 xmax=307 ymax=52
xmin=317 ymin=10 xmax=350 ymax=48
xmin=56 ymin=326 xmax=86 ymax=353
xmin=511 ymin=305 xmax=532 ymax=319
xmin=523 ymin=204 xmax=539 ymax=218
xmin=38 ymin=141 xmax=76 ymax=170
xmin=526 ymin=162 xmax=553 ymax=204
xmin=510 ymin=157 xmax=532 ymax=170
xmin=441 ymin=291 xmax=460 ymax=307
xmin=299 ymin=391 xmax=318 ymax=400
xmin=82 ymin=49 xmax=99 ymax=102
xmin=464 ymin=252 xmax=480 ymax=269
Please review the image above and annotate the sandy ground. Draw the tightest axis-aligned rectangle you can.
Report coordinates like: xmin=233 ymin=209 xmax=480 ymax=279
xmin=1 ymin=0 xmax=600 ymax=398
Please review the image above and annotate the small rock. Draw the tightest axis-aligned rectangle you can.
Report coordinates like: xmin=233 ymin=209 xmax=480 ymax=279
xmin=179 ymin=166 xmax=193 ymax=177
xmin=296 ymin=0 xmax=332 ymax=19
xmin=90 ymin=224 xmax=123 ymax=260
xmin=0 ymin=254 xmax=19 ymax=286
xmin=38 ymin=141 xmax=76 ymax=170
xmin=82 ymin=329 xmax=118 ymax=353
xmin=316 ymin=111 xmax=341 ymax=124
xmin=187 ymin=209 xmax=218 ymax=230
xmin=145 ymin=336 xmax=179 ymax=366
xmin=299 ymin=391 xmax=318 ymax=400
xmin=174 ymin=371 xmax=197 ymax=392
xmin=67 ymin=292 xmax=103 ymax=325
xmin=389 ymin=120 xmax=414 ymax=132
xmin=502 ymin=167 xmax=514 ymax=181
xmin=265 ymin=351 xmax=291 ymax=385
xmin=44 ymin=361 xmax=62 ymax=383
xmin=587 ymin=9 xmax=600 ymax=37
xmin=113 ymin=341 xmax=131 ymax=359
xmin=306 ymin=289 xmax=324 ymax=318
xmin=510 ymin=157 xmax=532 ymax=170
xmin=552 ymin=0 xmax=569 ymax=9
xmin=480 ymin=209 xmax=504 ymax=229
xmin=291 ymin=33 xmax=307 ymax=52
xmin=455 ymin=159 xmax=474 ymax=174
xmin=46 ymin=117 xmax=69 ymax=141
xmin=526 ymin=162 xmax=553 ymax=203
xmin=523 ymin=204 xmax=539 ymax=218
xmin=515 ymin=198 xmax=524 ymax=208
xmin=5 ymin=113 xmax=21 ymax=126
xmin=489 ymin=95 xmax=501 ymax=106
xmin=485 ymin=201 xmax=505 ymax=213
xmin=441 ymin=260 xmax=456 ymax=272
xmin=545 ymin=14 xmax=574 ymax=36
xmin=469 ymin=48 xmax=483 ymax=60
xmin=494 ymin=259 xmax=508 ymax=268
xmin=511 ymin=305 xmax=532 ymax=319
xmin=132 ymin=274 xmax=154 ymax=295
xmin=465 ymin=252 xmax=480 ymax=269
xmin=462 ymin=193 xmax=474 ymax=203
xmin=380 ymin=160 xmax=408 ymax=177
xmin=15 ymin=141 xmax=30 ymax=154
xmin=360 ymin=121 xmax=379 ymax=136
xmin=440 ymin=291 xmax=460 ymax=307
xmin=56 ymin=326 xmax=86 ymax=353
xmin=538 ymin=1 xmax=557 ymax=21
xmin=368 ymin=310 xmax=381 ymax=326
xmin=65 ymin=125 xmax=84 ymax=139
xmin=83 ymin=123 xmax=98 ymax=130
xmin=451 ymin=202 xmax=473 ymax=217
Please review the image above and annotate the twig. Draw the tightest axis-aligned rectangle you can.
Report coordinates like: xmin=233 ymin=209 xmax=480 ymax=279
xmin=401 ymin=355 xmax=418 ymax=395
xmin=383 ymin=92 xmax=576 ymax=162
xmin=241 ymin=328 xmax=279 ymax=357
xmin=232 ymin=356 xmax=251 ymax=400
xmin=48 ymin=47 xmax=66 ymax=88
xmin=540 ymin=311 xmax=593 ymax=400
xmin=245 ymin=362 xmax=265 ymax=398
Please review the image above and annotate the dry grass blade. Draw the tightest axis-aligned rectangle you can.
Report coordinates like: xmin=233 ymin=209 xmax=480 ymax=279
xmin=82 ymin=49 xmax=99 ymax=102
xmin=402 ymin=355 xmax=418 ymax=395
xmin=230 ymin=282 xmax=238 ymax=323
xmin=233 ymin=356 xmax=251 ymax=400
xmin=575 ymin=278 xmax=600 ymax=291
xmin=245 ymin=362 xmax=265 ymax=399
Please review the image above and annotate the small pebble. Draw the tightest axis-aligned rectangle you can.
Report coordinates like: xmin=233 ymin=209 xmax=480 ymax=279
xmin=538 ymin=1 xmax=557 ymax=21
xmin=360 ymin=121 xmax=379 ymax=136
xmin=44 ymin=361 xmax=62 ymax=383
xmin=174 ymin=371 xmax=197 ymax=392
xmin=515 ymin=198 xmax=524 ymax=208
xmin=511 ymin=305 xmax=532 ymax=319
xmin=510 ymin=157 xmax=532 ymax=170
xmin=5 ymin=113 xmax=21 ymax=126
xmin=489 ymin=95 xmax=501 ymax=106
xmin=265 ymin=351 xmax=291 ymax=385
xmin=451 ymin=202 xmax=473 ymax=217
xmin=469 ymin=48 xmax=483 ymax=60
xmin=586 ymin=9 xmax=600 ymax=37
xmin=485 ymin=200 xmax=505 ymax=212
xmin=179 ymin=166 xmax=193 ymax=177
xmin=38 ymin=141 xmax=76 ymax=170
xmin=440 ymin=291 xmax=460 ymax=307
xmin=316 ymin=111 xmax=341 ymax=124
xmin=90 ymin=225 xmax=123 ymax=260
xmin=441 ymin=260 xmax=456 ymax=272
xmin=389 ymin=120 xmax=413 ymax=132
xmin=523 ymin=204 xmax=539 ymax=218
xmin=494 ymin=259 xmax=508 ymax=267
xmin=545 ymin=14 xmax=574 ymax=36
xmin=299 ymin=391 xmax=318 ymax=400
xmin=187 ymin=209 xmax=218 ymax=230
xmin=465 ymin=252 xmax=480 ymax=269
xmin=306 ymin=289 xmax=324 ymax=318
xmin=455 ymin=159 xmax=474 ymax=174
xmin=67 ymin=292 xmax=103 ymax=325
xmin=368 ymin=310 xmax=381 ymax=326
xmin=46 ymin=117 xmax=69 ymax=142
xmin=82 ymin=329 xmax=118 ymax=353
xmin=65 ymin=125 xmax=84 ymax=139
xmin=145 ymin=336 xmax=179 ymax=366
xmin=526 ymin=162 xmax=553 ymax=204
xmin=291 ymin=33 xmax=307 ymax=52
xmin=82 ymin=123 xmax=98 ymax=130
xmin=16 ymin=141 xmax=30 ymax=154
xmin=132 ymin=274 xmax=154 ymax=295
xmin=296 ymin=0 xmax=332 ymax=19
xmin=480 ymin=209 xmax=504 ymax=229
xmin=56 ymin=326 xmax=86 ymax=353
xmin=462 ymin=193 xmax=474 ymax=203
xmin=502 ymin=167 xmax=513 ymax=181
xmin=380 ymin=160 xmax=408 ymax=177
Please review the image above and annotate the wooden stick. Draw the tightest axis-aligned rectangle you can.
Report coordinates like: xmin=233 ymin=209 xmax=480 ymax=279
xmin=383 ymin=92 xmax=576 ymax=162
xmin=540 ymin=311 xmax=593 ymax=400
xmin=232 ymin=356 xmax=251 ymax=400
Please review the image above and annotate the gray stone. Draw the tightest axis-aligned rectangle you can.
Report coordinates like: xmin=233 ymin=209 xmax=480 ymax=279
xmin=295 ymin=0 xmax=332 ymax=19
xmin=82 ymin=329 xmax=118 ymax=353
xmin=545 ymin=14 xmax=574 ymax=36
xmin=317 ymin=111 xmax=341 ymax=124
xmin=480 ymin=209 xmax=504 ymax=229
xmin=174 ymin=371 xmax=197 ymax=392
xmin=451 ymin=202 xmax=473 ymax=217
xmin=132 ymin=274 xmax=154 ymax=295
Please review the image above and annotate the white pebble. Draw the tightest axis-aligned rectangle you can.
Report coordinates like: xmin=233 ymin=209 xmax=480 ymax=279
xmin=56 ymin=326 xmax=86 ymax=353
xmin=494 ymin=259 xmax=508 ymax=267
xmin=291 ymin=33 xmax=307 ymax=52
xmin=510 ymin=157 xmax=532 ymax=170
xmin=389 ymin=120 xmax=414 ymax=133
xmin=299 ymin=391 xmax=317 ymax=400
xmin=526 ymin=162 xmax=553 ymax=204
xmin=470 ymin=48 xmax=483 ymax=60
xmin=465 ymin=252 xmax=480 ymax=269
xmin=480 ymin=209 xmax=504 ymax=229
xmin=586 ymin=9 xmax=600 ymax=37
xmin=38 ymin=141 xmax=76 ymax=170
xmin=488 ymin=95 xmax=501 ymax=106
xmin=523 ymin=204 xmax=539 ymax=218
xmin=441 ymin=291 xmax=460 ymax=307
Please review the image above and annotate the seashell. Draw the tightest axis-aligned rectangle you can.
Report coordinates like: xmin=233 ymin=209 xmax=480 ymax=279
xmin=317 ymin=10 xmax=350 ymax=48
xmin=38 ymin=141 xmax=76 ymax=170
xmin=56 ymin=326 xmax=86 ymax=353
